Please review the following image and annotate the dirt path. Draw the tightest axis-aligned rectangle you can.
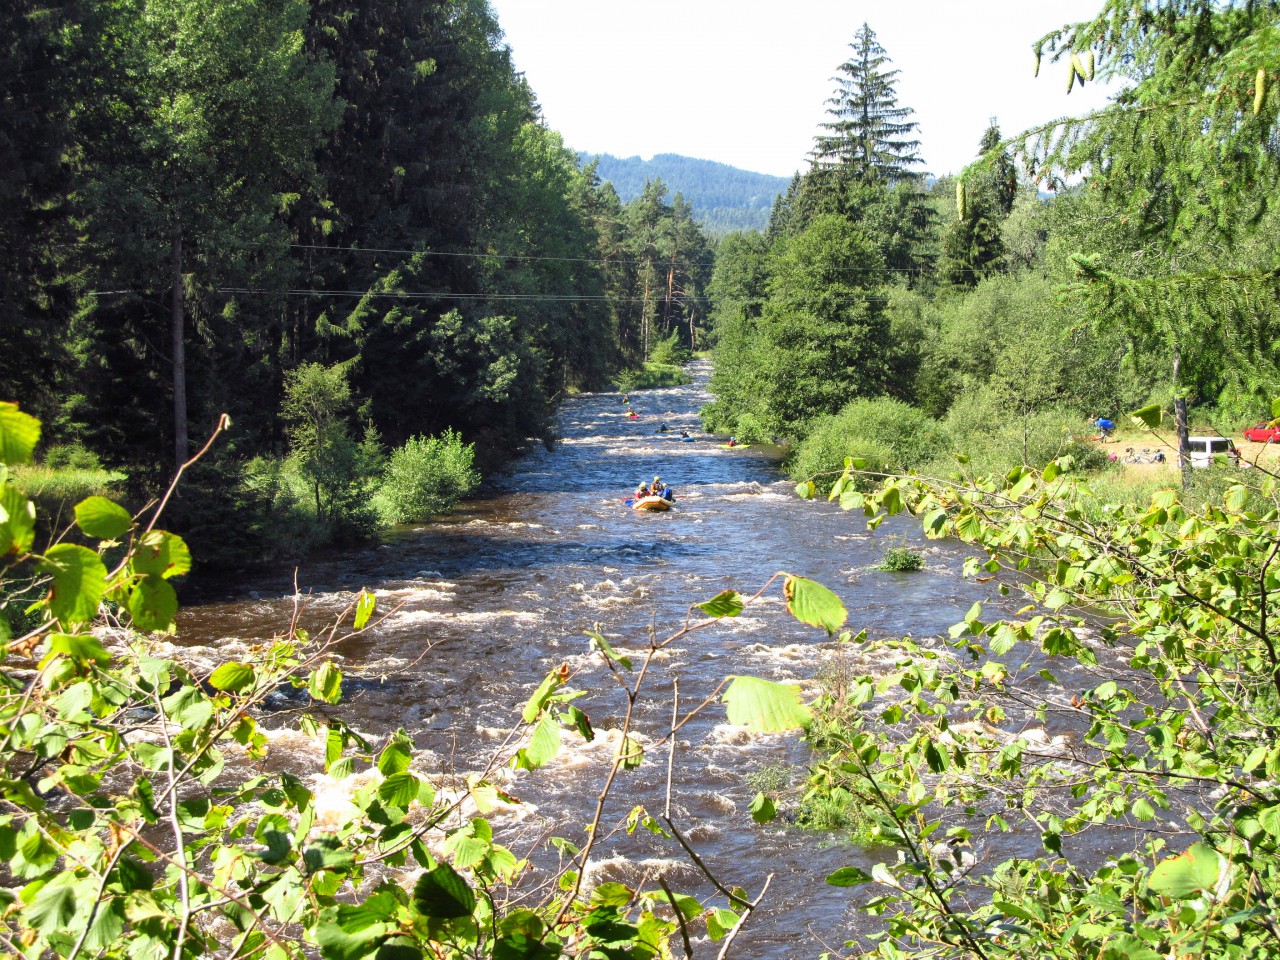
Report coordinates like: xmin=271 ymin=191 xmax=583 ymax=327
xmin=1104 ymin=436 xmax=1280 ymax=479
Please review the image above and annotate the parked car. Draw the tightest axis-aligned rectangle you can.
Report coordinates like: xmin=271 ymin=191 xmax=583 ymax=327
xmin=1243 ymin=422 xmax=1280 ymax=443
xmin=1187 ymin=436 xmax=1241 ymax=468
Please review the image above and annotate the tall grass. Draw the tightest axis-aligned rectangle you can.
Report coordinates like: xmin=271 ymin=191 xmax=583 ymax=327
xmin=13 ymin=464 xmax=126 ymax=504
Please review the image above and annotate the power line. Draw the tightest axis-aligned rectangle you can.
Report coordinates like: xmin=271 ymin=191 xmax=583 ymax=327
xmin=288 ymin=242 xmax=932 ymax=275
xmin=89 ymin=286 xmax=915 ymax=307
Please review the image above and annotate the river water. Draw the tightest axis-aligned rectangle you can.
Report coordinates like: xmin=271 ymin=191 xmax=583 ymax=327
xmin=177 ymin=361 xmax=1038 ymax=957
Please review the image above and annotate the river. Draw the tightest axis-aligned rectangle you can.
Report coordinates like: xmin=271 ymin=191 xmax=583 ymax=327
xmin=176 ymin=361 xmax=1035 ymax=957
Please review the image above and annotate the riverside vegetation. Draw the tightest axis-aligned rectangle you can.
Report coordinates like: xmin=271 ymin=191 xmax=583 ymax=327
xmin=0 ymin=402 xmax=847 ymax=960
xmin=8 ymin=0 xmax=1280 ymax=956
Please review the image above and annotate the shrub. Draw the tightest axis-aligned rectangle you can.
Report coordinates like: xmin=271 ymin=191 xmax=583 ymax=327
xmin=938 ymin=391 xmax=1110 ymax=476
xmin=374 ymin=429 xmax=480 ymax=525
xmin=648 ymin=329 xmax=691 ymax=366
xmin=41 ymin=442 xmax=102 ymax=470
xmin=876 ymin=535 xmax=925 ymax=572
xmin=787 ymin=397 xmax=950 ymax=493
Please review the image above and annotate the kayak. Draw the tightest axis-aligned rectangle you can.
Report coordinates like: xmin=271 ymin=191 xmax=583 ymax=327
xmin=629 ymin=495 xmax=673 ymax=511
xmin=718 ymin=443 xmax=751 ymax=449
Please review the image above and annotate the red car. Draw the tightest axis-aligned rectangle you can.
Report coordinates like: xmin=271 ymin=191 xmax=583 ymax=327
xmin=1243 ymin=422 xmax=1280 ymax=443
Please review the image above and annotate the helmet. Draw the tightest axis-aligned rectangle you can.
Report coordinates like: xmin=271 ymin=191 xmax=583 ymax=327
xmin=653 ymin=476 xmax=660 ymax=483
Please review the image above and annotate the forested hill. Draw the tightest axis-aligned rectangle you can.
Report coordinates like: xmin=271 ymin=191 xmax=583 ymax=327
xmin=581 ymin=152 xmax=790 ymax=235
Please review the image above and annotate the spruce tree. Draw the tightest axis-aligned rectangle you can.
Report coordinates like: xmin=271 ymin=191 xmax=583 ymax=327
xmin=811 ymin=23 xmax=923 ymax=185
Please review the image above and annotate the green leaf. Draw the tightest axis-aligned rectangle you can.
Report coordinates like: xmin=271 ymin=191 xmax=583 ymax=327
xmin=697 ymin=590 xmax=744 ymax=619
xmin=413 ymin=862 xmax=476 ymax=919
xmin=315 ymin=897 xmax=399 ymax=960
xmin=309 ymin=661 xmax=342 ymax=704
xmin=1132 ymin=798 xmax=1156 ymax=821
xmin=353 ymin=590 xmax=376 ymax=630
xmin=619 ymin=736 xmax=644 ymax=770
xmin=722 ymin=676 xmax=811 ymax=732
xmin=513 ymin=713 xmax=561 ymax=771
xmin=589 ymin=882 xmax=633 ymax=908
xmin=1271 ymin=396 xmax=1280 ymax=421
xmin=748 ymin=792 xmax=776 ymax=823
xmin=706 ymin=907 xmax=740 ymax=941
xmin=25 ymin=873 xmax=79 ymax=931
xmin=378 ymin=772 xmax=421 ymax=808
xmin=565 ymin=705 xmax=594 ymax=742
xmin=46 ymin=633 xmax=110 ymax=667
xmin=1224 ymin=484 xmax=1249 ymax=512
xmin=1256 ymin=803 xmax=1280 ymax=838
xmin=209 ymin=662 xmax=255 ymax=693
xmin=794 ymin=480 xmax=816 ymax=500
xmin=587 ymin=631 xmax=631 ymax=670
xmin=0 ymin=485 xmax=36 ymax=556
xmin=131 ymin=530 xmax=191 ymax=580
xmin=377 ymin=734 xmax=413 ymax=775
xmin=825 ymin=866 xmax=873 ymax=887
xmin=40 ymin=544 xmax=108 ymax=627
xmin=782 ymin=574 xmax=847 ymax=634
xmin=0 ymin=403 xmax=40 ymax=466
xmin=74 ymin=496 xmax=132 ymax=541
xmin=127 ymin=576 xmax=178 ymax=633
xmin=994 ymin=900 xmax=1038 ymax=920
xmin=162 ymin=684 xmax=212 ymax=731
xmin=521 ymin=669 xmax=563 ymax=723
xmin=1147 ymin=842 xmax=1222 ymax=898
xmin=1128 ymin=403 xmax=1163 ymax=429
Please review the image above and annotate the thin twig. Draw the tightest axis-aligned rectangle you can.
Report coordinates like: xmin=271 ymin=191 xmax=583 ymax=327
xmin=713 ymin=873 xmax=773 ymax=960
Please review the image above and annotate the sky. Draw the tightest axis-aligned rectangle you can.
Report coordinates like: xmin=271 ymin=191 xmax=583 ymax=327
xmin=488 ymin=0 xmax=1118 ymax=179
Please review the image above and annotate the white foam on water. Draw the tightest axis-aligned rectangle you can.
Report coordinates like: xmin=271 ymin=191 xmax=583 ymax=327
xmin=380 ymin=609 xmax=543 ymax=628
xmin=581 ymin=855 xmax=702 ymax=893
xmin=738 ymin=642 xmax=822 ymax=674
xmin=375 ymin=585 xmax=456 ymax=603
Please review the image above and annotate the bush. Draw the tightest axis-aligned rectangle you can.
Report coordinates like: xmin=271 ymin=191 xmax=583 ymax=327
xmin=876 ymin=535 xmax=925 ymax=571
xmin=374 ymin=430 xmax=480 ymax=525
xmin=937 ymin=391 xmax=1110 ymax=476
xmin=41 ymin=442 xmax=103 ymax=470
xmin=786 ymin=398 xmax=951 ymax=493
xmin=648 ymin=329 xmax=691 ymax=366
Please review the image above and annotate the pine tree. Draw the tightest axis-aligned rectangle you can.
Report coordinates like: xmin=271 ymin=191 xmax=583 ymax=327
xmin=811 ymin=23 xmax=923 ymax=185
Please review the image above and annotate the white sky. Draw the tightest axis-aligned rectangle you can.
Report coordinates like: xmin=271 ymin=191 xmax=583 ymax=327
xmin=488 ymin=0 xmax=1117 ymax=179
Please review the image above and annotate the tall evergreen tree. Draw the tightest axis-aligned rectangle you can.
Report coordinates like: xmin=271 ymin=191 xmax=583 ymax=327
xmin=811 ymin=23 xmax=923 ymax=185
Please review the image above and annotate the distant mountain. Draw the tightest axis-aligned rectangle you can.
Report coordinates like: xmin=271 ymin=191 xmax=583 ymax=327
xmin=579 ymin=152 xmax=791 ymax=236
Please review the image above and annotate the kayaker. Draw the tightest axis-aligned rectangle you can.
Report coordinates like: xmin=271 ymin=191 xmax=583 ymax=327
xmin=727 ymin=436 xmax=737 ymax=447
xmin=679 ymin=430 xmax=689 ymax=438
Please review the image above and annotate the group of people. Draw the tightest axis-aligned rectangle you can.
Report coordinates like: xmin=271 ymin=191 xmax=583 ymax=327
xmin=635 ymin=476 xmax=673 ymax=501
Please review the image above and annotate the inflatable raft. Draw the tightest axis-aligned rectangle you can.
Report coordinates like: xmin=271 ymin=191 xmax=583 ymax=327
xmin=628 ymin=494 xmax=674 ymax=511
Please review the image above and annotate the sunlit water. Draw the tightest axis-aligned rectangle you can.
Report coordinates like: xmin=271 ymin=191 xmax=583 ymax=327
xmin=178 ymin=361 xmax=1073 ymax=956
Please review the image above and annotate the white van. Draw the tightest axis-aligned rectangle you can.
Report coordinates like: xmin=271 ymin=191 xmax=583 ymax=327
xmin=1187 ymin=436 xmax=1240 ymax=468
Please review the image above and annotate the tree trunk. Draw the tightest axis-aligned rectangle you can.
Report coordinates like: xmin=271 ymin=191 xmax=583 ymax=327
xmin=641 ymin=271 xmax=651 ymax=360
xmin=171 ymin=229 xmax=187 ymax=470
xmin=1173 ymin=350 xmax=1191 ymax=489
